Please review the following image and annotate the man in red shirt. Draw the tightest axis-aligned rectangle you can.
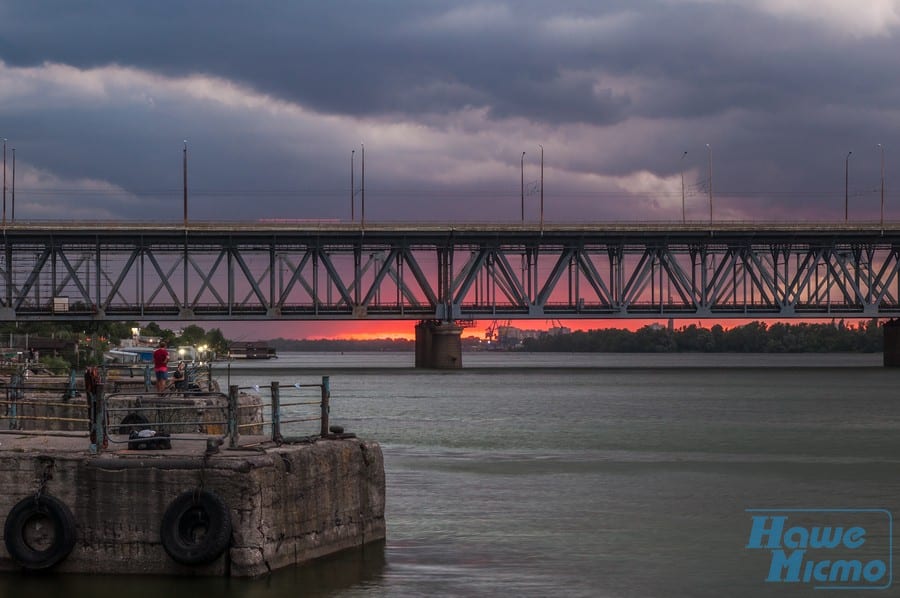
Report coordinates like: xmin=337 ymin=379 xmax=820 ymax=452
xmin=153 ymin=341 xmax=170 ymax=393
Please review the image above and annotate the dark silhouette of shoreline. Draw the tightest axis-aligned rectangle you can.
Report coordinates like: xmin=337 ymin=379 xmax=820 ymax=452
xmin=267 ymin=320 xmax=883 ymax=353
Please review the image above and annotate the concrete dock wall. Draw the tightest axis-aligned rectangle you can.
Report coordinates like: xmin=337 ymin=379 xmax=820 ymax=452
xmin=0 ymin=437 xmax=385 ymax=577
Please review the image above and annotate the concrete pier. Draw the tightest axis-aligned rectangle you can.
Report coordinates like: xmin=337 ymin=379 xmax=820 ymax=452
xmin=0 ymin=432 xmax=385 ymax=576
xmin=0 ymin=372 xmax=386 ymax=577
xmin=415 ymin=320 xmax=463 ymax=369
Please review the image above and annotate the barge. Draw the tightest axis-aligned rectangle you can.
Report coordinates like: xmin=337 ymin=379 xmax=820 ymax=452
xmin=227 ymin=341 xmax=277 ymax=359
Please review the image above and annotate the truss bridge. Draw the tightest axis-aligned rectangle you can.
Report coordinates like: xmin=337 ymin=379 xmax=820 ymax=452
xmin=3 ymin=221 xmax=900 ymax=323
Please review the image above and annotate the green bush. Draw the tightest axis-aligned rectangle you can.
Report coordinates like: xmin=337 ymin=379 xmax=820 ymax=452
xmin=39 ymin=356 xmax=72 ymax=375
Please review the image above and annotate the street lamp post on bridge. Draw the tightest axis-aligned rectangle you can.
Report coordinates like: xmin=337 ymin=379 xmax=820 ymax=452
xmin=2 ymin=137 xmax=6 ymax=227
xmin=11 ymin=148 xmax=14 ymax=222
xmin=878 ymin=144 xmax=885 ymax=227
xmin=350 ymin=149 xmax=355 ymax=221
xmin=706 ymin=144 xmax=712 ymax=224
xmin=361 ymin=143 xmax=366 ymax=227
xmin=680 ymin=151 xmax=688 ymax=223
xmin=183 ymin=140 xmax=188 ymax=227
xmin=539 ymin=145 xmax=544 ymax=230
xmin=520 ymin=151 xmax=526 ymax=223
xmin=845 ymin=151 xmax=852 ymax=222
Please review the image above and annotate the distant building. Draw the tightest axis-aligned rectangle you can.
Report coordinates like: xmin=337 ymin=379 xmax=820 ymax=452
xmin=495 ymin=325 xmax=571 ymax=349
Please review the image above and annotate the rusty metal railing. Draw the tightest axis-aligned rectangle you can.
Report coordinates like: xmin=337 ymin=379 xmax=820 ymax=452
xmin=0 ymin=367 xmax=339 ymax=454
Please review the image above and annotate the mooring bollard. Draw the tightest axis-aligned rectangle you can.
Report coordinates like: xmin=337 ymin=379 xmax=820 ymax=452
xmin=320 ymin=376 xmax=330 ymax=437
xmin=271 ymin=381 xmax=282 ymax=442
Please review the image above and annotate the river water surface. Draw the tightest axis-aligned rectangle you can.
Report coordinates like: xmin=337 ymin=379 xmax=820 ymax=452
xmin=7 ymin=351 xmax=900 ymax=597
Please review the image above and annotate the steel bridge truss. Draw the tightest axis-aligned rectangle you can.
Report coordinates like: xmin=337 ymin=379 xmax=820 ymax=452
xmin=2 ymin=226 xmax=900 ymax=321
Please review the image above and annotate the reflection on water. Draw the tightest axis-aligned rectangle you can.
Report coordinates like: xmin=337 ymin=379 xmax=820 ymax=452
xmin=3 ymin=541 xmax=386 ymax=597
xmin=1 ymin=352 xmax=898 ymax=597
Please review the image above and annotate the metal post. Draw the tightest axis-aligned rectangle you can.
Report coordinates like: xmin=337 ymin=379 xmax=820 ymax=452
xmin=361 ymin=143 xmax=365 ymax=227
xmin=706 ymin=144 xmax=712 ymax=224
xmin=183 ymin=140 xmax=188 ymax=227
xmin=350 ymin=149 xmax=355 ymax=221
xmin=271 ymin=380 xmax=282 ymax=442
xmin=6 ymin=385 xmax=15 ymax=430
xmin=539 ymin=145 xmax=544 ymax=230
xmin=8 ymin=371 xmax=21 ymax=430
xmin=520 ymin=151 xmax=526 ymax=222
xmin=10 ymin=148 xmax=14 ymax=222
xmin=680 ymin=151 xmax=688 ymax=223
xmin=879 ymin=144 xmax=885 ymax=227
xmin=144 ymin=364 xmax=152 ymax=391
xmin=2 ymin=137 xmax=6 ymax=226
xmin=66 ymin=367 xmax=77 ymax=400
xmin=90 ymin=382 xmax=106 ymax=454
xmin=228 ymin=384 xmax=239 ymax=448
xmin=96 ymin=382 xmax=106 ymax=452
xmin=320 ymin=375 xmax=330 ymax=437
xmin=845 ymin=151 xmax=852 ymax=222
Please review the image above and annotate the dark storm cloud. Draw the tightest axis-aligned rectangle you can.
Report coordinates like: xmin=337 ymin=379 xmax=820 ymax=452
xmin=1 ymin=0 xmax=899 ymax=223
xmin=0 ymin=0 xmax=832 ymax=125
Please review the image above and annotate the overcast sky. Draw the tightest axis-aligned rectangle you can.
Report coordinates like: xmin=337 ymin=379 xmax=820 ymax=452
xmin=2 ymin=0 xmax=899 ymax=226
xmin=2 ymin=1 xmax=900 ymax=338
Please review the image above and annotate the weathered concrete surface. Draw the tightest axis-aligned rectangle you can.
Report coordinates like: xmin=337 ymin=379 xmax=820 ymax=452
xmin=0 ymin=433 xmax=385 ymax=577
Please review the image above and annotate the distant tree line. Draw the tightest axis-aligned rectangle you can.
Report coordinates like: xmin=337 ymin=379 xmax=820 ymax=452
xmin=520 ymin=320 xmax=883 ymax=353
xmin=0 ymin=321 xmax=231 ymax=366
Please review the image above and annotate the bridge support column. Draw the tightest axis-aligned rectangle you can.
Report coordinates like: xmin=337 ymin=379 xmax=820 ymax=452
xmin=415 ymin=321 xmax=463 ymax=369
xmin=884 ymin=320 xmax=900 ymax=367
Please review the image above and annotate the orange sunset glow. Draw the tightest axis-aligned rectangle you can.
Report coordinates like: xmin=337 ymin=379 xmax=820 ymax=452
xmin=242 ymin=316 xmax=875 ymax=342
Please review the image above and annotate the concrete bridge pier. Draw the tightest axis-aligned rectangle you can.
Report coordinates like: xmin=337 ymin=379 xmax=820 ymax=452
xmin=884 ymin=320 xmax=900 ymax=367
xmin=415 ymin=321 xmax=463 ymax=369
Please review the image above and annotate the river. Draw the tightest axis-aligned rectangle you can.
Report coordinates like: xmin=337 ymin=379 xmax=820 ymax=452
xmin=7 ymin=351 xmax=900 ymax=597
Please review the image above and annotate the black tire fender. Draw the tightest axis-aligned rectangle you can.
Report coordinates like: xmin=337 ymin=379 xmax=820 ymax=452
xmin=4 ymin=494 xmax=77 ymax=570
xmin=160 ymin=490 xmax=232 ymax=565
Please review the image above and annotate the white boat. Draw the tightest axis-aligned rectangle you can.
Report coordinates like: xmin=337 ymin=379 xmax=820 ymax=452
xmin=104 ymin=345 xmax=202 ymax=365
xmin=104 ymin=347 xmax=155 ymax=364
